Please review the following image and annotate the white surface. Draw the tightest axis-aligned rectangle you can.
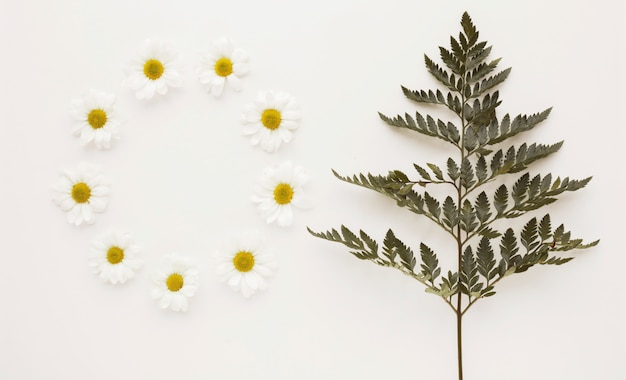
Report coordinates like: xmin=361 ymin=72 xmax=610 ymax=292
xmin=1 ymin=1 xmax=624 ymax=379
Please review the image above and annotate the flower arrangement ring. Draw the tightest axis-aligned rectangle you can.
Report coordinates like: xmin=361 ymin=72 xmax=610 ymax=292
xmin=53 ymin=36 xmax=314 ymax=312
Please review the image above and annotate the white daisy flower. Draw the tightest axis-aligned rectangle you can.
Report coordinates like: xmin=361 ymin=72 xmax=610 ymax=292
xmin=125 ymin=39 xmax=183 ymax=99
xmin=151 ymin=254 xmax=199 ymax=312
xmin=52 ymin=165 xmax=110 ymax=226
xmin=242 ymin=91 xmax=301 ymax=152
xmin=251 ymin=161 xmax=312 ymax=227
xmin=70 ymin=89 xmax=121 ymax=149
xmin=89 ymin=232 xmax=142 ymax=285
xmin=216 ymin=231 xmax=276 ymax=298
xmin=198 ymin=37 xmax=250 ymax=97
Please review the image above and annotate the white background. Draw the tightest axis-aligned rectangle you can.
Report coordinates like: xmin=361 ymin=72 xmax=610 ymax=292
xmin=1 ymin=0 xmax=624 ymax=379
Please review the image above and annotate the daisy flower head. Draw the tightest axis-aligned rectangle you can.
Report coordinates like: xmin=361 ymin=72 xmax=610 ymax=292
xmin=251 ymin=161 xmax=311 ymax=227
xmin=151 ymin=254 xmax=199 ymax=312
xmin=242 ymin=91 xmax=301 ymax=153
xmin=216 ymin=231 xmax=276 ymax=298
xmin=89 ymin=232 xmax=142 ymax=285
xmin=198 ymin=37 xmax=250 ymax=97
xmin=125 ymin=39 xmax=183 ymax=99
xmin=69 ymin=89 xmax=121 ymax=149
xmin=52 ymin=165 xmax=110 ymax=226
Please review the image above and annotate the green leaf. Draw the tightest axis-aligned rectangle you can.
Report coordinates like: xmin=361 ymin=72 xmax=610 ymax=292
xmin=401 ymin=87 xmax=447 ymax=106
xmin=538 ymin=214 xmax=552 ymax=241
xmin=307 ymin=226 xmax=378 ymax=261
xmin=388 ymin=170 xmax=409 ymax=182
xmin=476 ymin=237 xmax=497 ymax=281
xmin=493 ymin=184 xmax=508 ymax=215
xmin=424 ymin=54 xmax=456 ymax=92
xmin=475 ymin=156 xmax=488 ymax=182
xmin=478 ymin=226 xmax=501 ymax=239
xmin=498 ymin=228 xmax=520 ymax=275
xmin=463 ymin=126 xmax=478 ymax=151
xmin=440 ymin=46 xmax=464 ymax=75
xmin=461 ymin=11 xmax=479 ymax=46
xmin=509 ymin=141 xmax=563 ymax=173
xmin=427 ymin=163 xmax=445 ymax=181
xmin=473 ymin=68 xmax=511 ymax=97
xmin=397 ymin=184 xmax=414 ymax=196
xmin=450 ymin=36 xmax=464 ymax=62
xmin=380 ymin=230 xmax=397 ymax=263
xmin=511 ymin=173 xmax=530 ymax=205
xmin=442 ymin=196 xmax=459 ymax=228
xmin=413 ymin=164 xmax=432 ymax=181
xmin=540 ymin=173 xmax=552 ymax=192
xmin=460 ymin=199 xmax=479 ymax=233
xmin=474 ymin=191 xmax=492 ymax=223
xmin=420 ymin=243 xmax=441 ymax=282
xmin=341 ymin=225 xmax=361 ymax=249
xmin=424 ymin=191 xmax=442 ymax=219
xmin=447 ymin=158 xmax=460 ymax=181
xmin=490 ymin=149 xmax=503 ymax=175
xmin=440 ymin=271 xmax=459 ymax=297
xmin=466 ymin=45 xmax=492 ymax=71
xmin=460 ymin=158 xmax=476 ymax=189
xmin=396 ymin=236 xmax=417 ymax=271
xmin=521 ymin=217 xmax=539 ymax=252
xmin=489 ymin=108 xmax=553 ymax=145
xmin=460 ymin=246 xmax=480 ymax=295
xmin=542 ymin=257 xmax=574 ymax=265
xmin=467 ymin=58 xmax=501 ymax=84
xmin=528 ymin=174 xmax=541 ymax=200
xmin=378 ymin=110 xmax=461 ymax=147
xmin=360 ymin=230 xmax=379 ymax=255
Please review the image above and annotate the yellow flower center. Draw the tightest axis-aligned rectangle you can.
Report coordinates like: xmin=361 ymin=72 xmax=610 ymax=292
xmin=166 ymin=273 xmax=184 ymax=292
xmin=233 ymin=251 xmax=255 ymax=272
xmin=143 ymin=59 xmax=164 ymax=80
xmin=87 ymin=109 xmax=107 ymax=129
xmin=261 ymin=109 xmax=282 ymax=130
xmin=71 ymin=182 xmax=91 ymax=204
xmin=106 ymin=246 xmax=124 ymax=264
xmin=273 ymin=183 xmax=294 ymax=205
xmin=214 ymin=57 xmax=233 ymax=77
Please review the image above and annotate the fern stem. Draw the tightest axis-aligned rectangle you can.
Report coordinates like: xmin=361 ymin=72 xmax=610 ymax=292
xmin=456 ymin=308 xmax=464 ymax=380
xmin=456 ymin=222 xmax=464 ymax=380
xmin=456 ymin=67 xmax=468 ymax=380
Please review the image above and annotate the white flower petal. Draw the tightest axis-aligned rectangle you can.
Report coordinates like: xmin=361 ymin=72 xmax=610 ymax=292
xmin=251 ymin=162 xmax=310 ymax=226
xmin=52 ymin=166 xmax=110 ymax=226
xmin=215 ymin=232 xmax=276 ymax=298
xmin=151 ymin=254 xmax=197 ymax=312
xmin=227 ymin=75 xmax=243 ymax=92
xmin=67 ymin=205 xmax=82 ymax=226
xmin=198 ymin=38 xmax=249 ymax=95
xmin=80 ymin=203 xmax=94 ymax=224
xmin=69 ymin=90 xmax=121 ymax=149
xmin=241 ymin=91 xmax=300 ymax=152
xmin=88 ymin=231 xmax=141 ymax=285
xmin=276 ymin=205 xmax=293 ymax=226
xmin=210 ymin=76 xmax=225 ymax=97
xmin=126 ymin=40 xmax=182 ymax=99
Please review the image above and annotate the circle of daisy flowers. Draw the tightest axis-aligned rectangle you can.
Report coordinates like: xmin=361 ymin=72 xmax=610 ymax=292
xmin=241 ymin=90 xmax=301 ymax=153
xmin=70 ymin=89 xmax=121 ymax=149
xmin=251 ymin=161 xmax=311 ymax=227
xmin=125 ymin=39 xmax=183 ymax=99
xmin=198 ymin=37 xmax=250 ymax=97
xmin=151 ymin=254 xmax=199 ymax=312
xmin=216 ymin=231 xmax=276 ymax=298
xmin=89 ymin=232 xmax=142 ymax=285
xmin=52 ymin=165 xmax=110 ymax=226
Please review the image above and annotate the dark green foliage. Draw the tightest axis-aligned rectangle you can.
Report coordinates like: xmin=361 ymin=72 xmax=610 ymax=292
xmin=308 ymin=11 xmax=597 ymax=315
